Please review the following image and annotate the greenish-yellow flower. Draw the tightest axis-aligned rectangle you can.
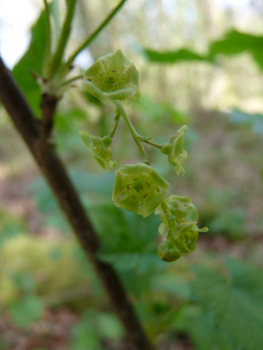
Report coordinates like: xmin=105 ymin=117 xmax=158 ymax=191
xmin=112 ymin=163 xmax=169 ymax=217
xmin=155 ymin=195 xmax=208 ymax=261
xmin=83 ymin=50 xmax=140 ymax=104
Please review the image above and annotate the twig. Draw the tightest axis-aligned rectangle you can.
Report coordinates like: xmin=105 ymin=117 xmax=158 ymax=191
xmin=58 ymin=75 xmax=83 ymax=87
xmin=115 ymin=100 xmax=150 ymax=165
xmin=141 ymin=139 xmax=162 ymax=149
xmin=0 ymin=57 xmax=154 ymax=350
xmin=39 ymin=93 xmax=58 ymax=143
xmin=66 ymin=0 xmax=127 ymax=67
xmin=109 ymin=111 xmax=121 ymax=138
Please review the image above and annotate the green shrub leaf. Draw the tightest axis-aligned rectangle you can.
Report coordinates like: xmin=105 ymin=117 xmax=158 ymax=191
xmin=190 ymin=259 xmax=263 ymax=350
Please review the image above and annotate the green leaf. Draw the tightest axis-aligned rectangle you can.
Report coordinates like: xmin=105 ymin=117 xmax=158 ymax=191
xmin=96 ymin=313 xmax=124 ymax=338
xmin=71 ymin=311 xmax=104 ymax=350
xmin=71 ymin=310 xmax=123 ymax=350
xmin=225 ymin=108 xmax=263 ymax=137
xmin=152 ymin=273 xmax=190 ymax=301
xmin=173 ymin=305 xmax=233 ymax=350
xmin=190 ymin=259 xmax=263 ymax=350
xmin=135 ymin=95 xmax=190 ymax=124
xmin=88 ymin=200 xmax=166 ymax=273
xmin=0 ymin=207 xmax=24 ymax=247
xmin=12 ymin=272 xmax=35 ymax=292
xmin=208 ymin=207 xmax=245 ymax=239
xmin=9 ymin=294 xmax=43 ymax=327
xmin=143 ymin=48 xmax=213 ymax=64
xmin=210 ymin=30 xmax=263 ymax=71
xmin=12 ymin=10 xmax=46 ymax=116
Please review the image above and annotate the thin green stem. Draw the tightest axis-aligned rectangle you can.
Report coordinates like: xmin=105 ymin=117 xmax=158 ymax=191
xmin=59 ymin=75 xmax=83 ymax=87
xmin=115 ymin=100 xmax=149 ymax=165
xmin=43 ymin=0 xmax=52 ymax=78
xmin=66 ymin=0 xmax=127 ymax=67
xmin=50 ymin=0 xmax=77 ymax=77
xmin=141 ymin=139 xmax=162 ymax=149
xmin=109 ymin=112 xmax=120 ymax=138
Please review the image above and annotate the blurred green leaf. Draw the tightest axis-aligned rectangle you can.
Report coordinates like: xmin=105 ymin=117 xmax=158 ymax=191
xmin=143 ymin=48 xmax=213 ymax=64
xmin=135 ymin=95 xmax=190 ymax=124
xmin=12 ymin=10 xmax=46 ymax=116
xmin=210 ymin=30 xmax=263 ymax=70
xmin=12 ymin=272 xmax=35 ymax=292
xmin=152 ymin=273 xmax=190 ymax=301
xmin=205 ymin=189 xmax=246 ymax=238
xmin=71 ymin=310 xmax=123 ymax=350
xmin=190 ymin=259 xmax=263 ymax=350
xmin=143 ymin=30 xmax=263 ymax=72
xmin=70 ymin=171 xmax=115 ymax=197
xmin=208 ymin=207 xmax=245 ymax=239
xmin=0 ymin=207 xmax=25 ymax=247
xmin=225 ymin=108 xmax=263 ymax=136
xmin=28 ymin=178 xmax=58 ymax=214
xmin=96 ymin=313 xmax=124 ymax=339
xmin=9 ymin=294 xmax=43 ymax=327
xmin=173 ymin=305 xmax=233 ymax=350
xmin=88 ymin=199 xmax=166 ymax=273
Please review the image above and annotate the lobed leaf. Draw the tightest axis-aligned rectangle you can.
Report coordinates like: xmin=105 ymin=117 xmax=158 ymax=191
xmin=190 ymin=259 xmax=263 ymax=350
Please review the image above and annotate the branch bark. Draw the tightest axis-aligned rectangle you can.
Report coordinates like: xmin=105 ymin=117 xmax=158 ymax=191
xmin=0 ymin=57 xmax=154 ymax=350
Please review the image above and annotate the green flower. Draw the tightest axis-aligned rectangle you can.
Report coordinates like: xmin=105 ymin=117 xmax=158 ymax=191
xmin=83 ymin=50 xmax=140 ymax=104
xmin=79 ymin=131 xmax=115 ymax=171
xmin=112 ymin=163 xmax=169 ymax=217
xmin=161 ymin=125 xmax=188 ymax=175
xmin=155 ymin=195 xmax=208 ymax=261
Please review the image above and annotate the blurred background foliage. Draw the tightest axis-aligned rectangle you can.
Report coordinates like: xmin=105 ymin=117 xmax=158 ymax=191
xmin=1 ymin=0 xmax=263 ymax=349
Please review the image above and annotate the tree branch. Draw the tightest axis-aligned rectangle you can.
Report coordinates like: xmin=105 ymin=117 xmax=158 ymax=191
xmin=0 ymin=57 xmax=154 ymax=350
xmin=39 ymin=92 xmax=58 ymax=143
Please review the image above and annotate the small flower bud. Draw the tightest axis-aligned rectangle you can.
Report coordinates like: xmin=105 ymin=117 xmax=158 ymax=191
xmin=162 ymin=125 xmax=188 ymax=175
xmin=79 ymin=131 xmax=115 ymax=171
xmin=157 ymin=239 xmax=181 ymax=262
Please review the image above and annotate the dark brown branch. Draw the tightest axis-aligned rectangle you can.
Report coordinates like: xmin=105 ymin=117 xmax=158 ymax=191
xmin=40 ymin=92 xmax=58 ymax=142
xmin=0 ymin=57 xmax=154 ymax=350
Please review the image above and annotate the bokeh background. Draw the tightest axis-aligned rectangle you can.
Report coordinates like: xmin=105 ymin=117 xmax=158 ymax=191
xmin=1 ymin=0 xmax=263 ymax=349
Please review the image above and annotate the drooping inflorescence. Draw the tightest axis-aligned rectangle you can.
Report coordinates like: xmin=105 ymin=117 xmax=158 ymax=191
xmin=79 ymin=50 xmax=208 ymax=262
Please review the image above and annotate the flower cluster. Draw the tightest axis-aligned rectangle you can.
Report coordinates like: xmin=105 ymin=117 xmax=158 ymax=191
xmin=79 ymin=51 xmax=208 ymax=263
xmin=83 ymin=50 xmax=140 ymax=105
xmin=79 ymin=131 xmax=115 ymax=171
xmin=112 ymin=163 xmax=169 ymax=218
xmin=155 ymin=196 xmax=208 ymax=262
